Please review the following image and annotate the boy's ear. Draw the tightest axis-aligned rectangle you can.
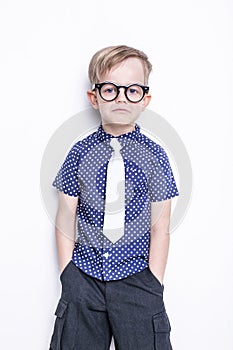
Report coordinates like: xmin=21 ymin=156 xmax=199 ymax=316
xmin=141 ymin=94 xmax=151 ymax=111
xmin=87 ymin=90 xmax=99 ymax=110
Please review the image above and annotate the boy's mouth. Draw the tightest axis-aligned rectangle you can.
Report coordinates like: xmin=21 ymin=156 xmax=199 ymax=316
xmin=112 ymin=108 xmax=130 ymax=113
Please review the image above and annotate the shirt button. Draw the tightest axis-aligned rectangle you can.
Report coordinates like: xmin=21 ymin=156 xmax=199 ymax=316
xmin=103 ymin=252 xmax=109 ymax=258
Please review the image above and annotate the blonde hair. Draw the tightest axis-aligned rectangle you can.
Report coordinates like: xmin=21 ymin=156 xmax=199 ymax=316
xmin=88 ymin=45 xmax=152 ymax=85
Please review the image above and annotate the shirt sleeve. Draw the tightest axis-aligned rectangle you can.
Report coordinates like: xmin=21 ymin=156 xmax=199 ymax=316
xmin=52 ymin=144 xmax=81 ymax=197
xmin=148 ymin=145 xmax=179 ymax=202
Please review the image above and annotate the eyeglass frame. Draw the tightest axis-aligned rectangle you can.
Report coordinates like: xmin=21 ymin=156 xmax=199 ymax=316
xmin=92 ymin=81 xmax=150 ymax=103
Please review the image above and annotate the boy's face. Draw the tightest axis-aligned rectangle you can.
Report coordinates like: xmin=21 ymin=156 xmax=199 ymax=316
xmin=87 ymin=57 xmax=151 ymax=132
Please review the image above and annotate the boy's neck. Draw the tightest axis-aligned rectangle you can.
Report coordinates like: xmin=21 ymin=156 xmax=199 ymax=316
xmin=102 ymin=123 xmax=136 ymax=137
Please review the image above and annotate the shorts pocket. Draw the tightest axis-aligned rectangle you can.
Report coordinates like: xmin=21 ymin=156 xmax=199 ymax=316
xmin=59 ymin=260 xmax=72 ymax=282
xmin=147 ymin=268 xmax=164 ymax=290
xmin=49 ymin=298 xmax=68 ymax=350
xmin=153 ymin=311 xmax=173 ymax=350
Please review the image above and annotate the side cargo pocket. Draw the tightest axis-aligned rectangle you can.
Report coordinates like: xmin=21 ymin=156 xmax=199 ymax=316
xmin=49 ymin=298 xmax=68 ymax=350
xmin=152 ymin=311 xmax=173 ymax=350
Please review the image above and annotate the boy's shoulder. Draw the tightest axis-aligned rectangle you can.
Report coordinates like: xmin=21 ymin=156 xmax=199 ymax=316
xmin=139 ymin=129 xmax=168 ymax=159
xmin=68 ymin=128 xmax=100 ymax=153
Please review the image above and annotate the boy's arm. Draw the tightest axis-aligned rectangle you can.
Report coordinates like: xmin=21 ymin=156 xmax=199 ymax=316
xmin=149 ymin=199 xmax=171 ymax=285
xmin=55 ymin=192 xmax=79 ymax=273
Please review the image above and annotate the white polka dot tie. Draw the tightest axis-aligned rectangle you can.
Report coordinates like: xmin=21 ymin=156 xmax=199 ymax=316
xmin=103 ymin=138 xmax=125 ymax=243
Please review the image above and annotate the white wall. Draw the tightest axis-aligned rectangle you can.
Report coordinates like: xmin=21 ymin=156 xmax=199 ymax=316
xmin=0 ymin=1 xmax=232 ymax=349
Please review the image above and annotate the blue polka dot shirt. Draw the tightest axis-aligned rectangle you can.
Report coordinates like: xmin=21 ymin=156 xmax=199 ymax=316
xmin=53 ymin=123 xmax=179 ymax=281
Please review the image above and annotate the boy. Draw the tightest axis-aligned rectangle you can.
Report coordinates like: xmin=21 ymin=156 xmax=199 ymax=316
xmin=49 ymin=45 xmax=179 ymax=350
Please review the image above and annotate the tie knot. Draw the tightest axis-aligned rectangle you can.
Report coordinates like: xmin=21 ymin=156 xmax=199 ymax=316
xmin=110 ymin=138 xmax=122 ymax=153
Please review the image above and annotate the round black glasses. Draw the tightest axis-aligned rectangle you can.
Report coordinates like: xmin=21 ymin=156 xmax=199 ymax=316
xmin=92 ymin=82 xmax=149 ymax=103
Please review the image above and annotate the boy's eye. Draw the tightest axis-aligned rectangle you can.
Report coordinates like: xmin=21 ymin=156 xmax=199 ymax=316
xmin=128 ymin=85 xmax=143 ymax=96
xmin=104 ymin=88 xmax=115 ymax=94
xmin=129 ymin=88 xmax=139 ymax=94
xmin=101 ymin=84 xmax=117 ymax=94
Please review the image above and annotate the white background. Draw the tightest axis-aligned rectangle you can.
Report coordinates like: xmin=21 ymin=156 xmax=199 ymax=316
xmin=0 ymin=0 xmax=232 ymax=349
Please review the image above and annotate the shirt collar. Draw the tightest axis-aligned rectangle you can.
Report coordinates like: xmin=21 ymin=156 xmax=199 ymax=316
xmin=97 ymin=123 xmax=141 ymax=147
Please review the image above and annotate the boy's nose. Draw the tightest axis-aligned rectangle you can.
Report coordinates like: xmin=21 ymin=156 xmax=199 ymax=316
xmin=115 ymin=88 xmax=127 ymax=103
